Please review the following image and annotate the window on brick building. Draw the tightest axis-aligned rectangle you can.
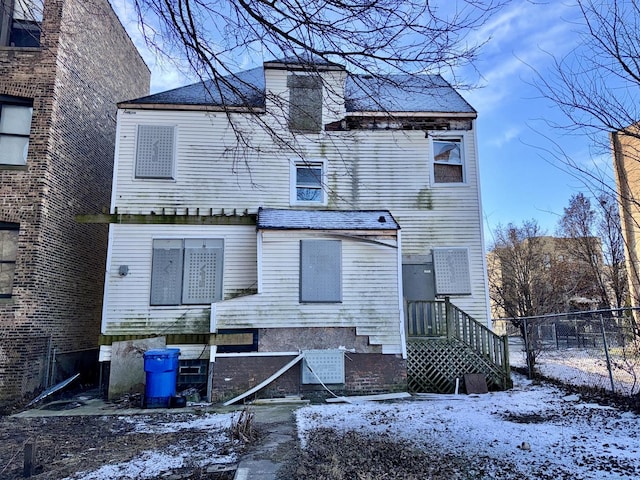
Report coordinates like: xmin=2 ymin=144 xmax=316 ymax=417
xmin=0 ymin=222 xmax=19 ymax=299
xmin=135 ymin=125 xmax=176 ymax=179
xmin=150 ymin=239 xmax=224 ymax=306
xmin=0 ymin=0 xmax=43 ymax=47
xmin=300 ymin=239 xmax=341 ymax=303
xmin=0 ymin=95 xmax=33 ymax=166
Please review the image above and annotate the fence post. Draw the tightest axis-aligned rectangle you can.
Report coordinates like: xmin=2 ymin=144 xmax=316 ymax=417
xmin=523 ymin=317 xmax=533 ymax=379
xmin=599 ymin=314 xmax=616 ymax=393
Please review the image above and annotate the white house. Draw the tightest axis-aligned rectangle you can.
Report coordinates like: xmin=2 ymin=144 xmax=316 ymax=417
xmin=98 ymin=57 xmax=490 ymax=402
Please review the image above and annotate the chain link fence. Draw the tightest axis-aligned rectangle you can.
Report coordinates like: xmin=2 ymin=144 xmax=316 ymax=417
xmin=494 ymin=308 xmax=640 ymax=396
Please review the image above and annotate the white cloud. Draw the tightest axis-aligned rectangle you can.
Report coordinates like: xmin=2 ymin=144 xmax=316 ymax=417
xmin=487 ymin=126 xmax=521 ymax=148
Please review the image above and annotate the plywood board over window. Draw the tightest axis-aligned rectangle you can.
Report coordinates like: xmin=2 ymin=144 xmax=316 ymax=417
xmin=135 ymin=125 xmax=176 ymax=179
xmin=150 ymin=238 xmax=224 ymax=306
xmin=288 ymin=74 xmax=323 ymax=132
xmin=433 ymin=137 xmax=464 ymax=183
xmin=300 ymin=239 xmax=341 ymax=303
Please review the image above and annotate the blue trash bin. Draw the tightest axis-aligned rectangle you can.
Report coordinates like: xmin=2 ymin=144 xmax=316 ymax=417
xmin=143 ymin=348 xmax=180 ymax=408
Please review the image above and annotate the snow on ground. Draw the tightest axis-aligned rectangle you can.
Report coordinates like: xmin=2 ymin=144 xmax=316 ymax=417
xmin=509 ymin=339 xmax=640 ymax=395
xmin=61 ymin=412 xmax=238 ymax=480
xmin=295 ymin=375 xmax=640 ymax=479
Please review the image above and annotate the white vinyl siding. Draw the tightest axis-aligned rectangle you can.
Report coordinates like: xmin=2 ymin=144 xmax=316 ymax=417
xmin=214 ymin=230 xmax=402 ymax=353
xmin=102 ymin=224 xmax=256 ymax=335
xmin=110 ymin=68 xmax=486 ymax=323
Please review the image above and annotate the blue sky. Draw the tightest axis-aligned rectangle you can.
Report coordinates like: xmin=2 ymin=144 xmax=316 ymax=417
xmin=112 ymin=1 xmax=610 ymax=242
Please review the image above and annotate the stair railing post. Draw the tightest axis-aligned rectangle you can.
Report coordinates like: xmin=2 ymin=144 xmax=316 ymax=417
xmin=445 ymin=296 xmax=454 ymax=338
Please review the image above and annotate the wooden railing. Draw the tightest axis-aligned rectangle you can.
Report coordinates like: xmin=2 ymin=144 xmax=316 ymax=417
xmin=406 ymin=298 xmax=510 ymax=386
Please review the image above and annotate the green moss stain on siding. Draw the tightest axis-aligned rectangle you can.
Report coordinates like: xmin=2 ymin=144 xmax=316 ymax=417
xmin=416 ymin=188 xmax=434 ymax=210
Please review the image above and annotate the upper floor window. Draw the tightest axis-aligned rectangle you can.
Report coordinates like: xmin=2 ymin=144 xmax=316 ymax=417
xmin=291 ymin=159 xmax=326 ymax=205
xmin=150 ymin=238 xmax=224 ymax=306
xmin=432 ymin=137 xmax=464 ymax=184
xmin=0 ymin=222 xmax=19 ymax=298
xmin=288 ymin=74 xmax=322 ymax=133
xmin=135 ymin=125 xmax=176 ymax=179
xmin=0 ymin=95 xmax=33 ymax=166
xmin=0 ymin=0 xmax=43 ymax=47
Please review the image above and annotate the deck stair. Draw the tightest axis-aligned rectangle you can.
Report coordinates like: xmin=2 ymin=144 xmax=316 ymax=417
xmin=406 ymin=298 xmax=511 ymax=393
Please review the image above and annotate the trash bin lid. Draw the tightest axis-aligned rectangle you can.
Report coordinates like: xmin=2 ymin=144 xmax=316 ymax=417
xmin=144 ymin=348 xmax=181 ymax=358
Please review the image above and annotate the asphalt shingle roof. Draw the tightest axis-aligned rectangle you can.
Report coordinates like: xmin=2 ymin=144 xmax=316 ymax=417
xmin=124 ymin=59 xmax=474 ymax=114
xmin=257 ymin=208 xmax=399 ymax=230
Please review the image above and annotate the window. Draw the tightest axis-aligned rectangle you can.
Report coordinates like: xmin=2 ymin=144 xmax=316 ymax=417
xmin=291 ymin=160 xmax=325 ymax=205
xmin=135 ymin=125 xmax=176 ymax=179
xmin=0 ymin=0 xmax=43 ymax=47
xmin=150 ymin=238 xmax=223 ymax=306
xmin=433 ymin=137 xmax=464 ymax=183
xmin=300 ymin=240 xmax=341 ymax=303
xmin=288 ymin=74 xmax=322 ymax=132
xmin=0 ymin=222 xmax=18 ymax=298
xmin=0 ymin=96 xmax=33 ymax=166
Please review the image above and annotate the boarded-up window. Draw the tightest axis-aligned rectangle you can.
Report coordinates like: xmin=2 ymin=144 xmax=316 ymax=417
xmin=432 ymin=247 xmax=472 ymax=296
xmin=0 ymin=96 xmax=33 ymax=166
xmin=300 ymin=240 xmax=341 ymax=303
xmin=0 ymin=222 xmax=18 ymax=298
xmin=288 ymin=75 xmax=322 ymax=132
xmin=151 ymin=238 xmax=223 ymax=306
xmin=135 ymin=125 xmax=175 ymax=179
xmin=433 ymin=138 xmax=464 ymax=183
xmin=182 ymin=239 xmax=223 ymax=304
xmin=150 ymin=239 xmax=184 ymax=305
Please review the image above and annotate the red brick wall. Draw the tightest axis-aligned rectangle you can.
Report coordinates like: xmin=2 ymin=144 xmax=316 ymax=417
xmin=210 ymin=353 xmax=407 ymax=403
xmin=0 ymin=0 xmax=149 ymax=409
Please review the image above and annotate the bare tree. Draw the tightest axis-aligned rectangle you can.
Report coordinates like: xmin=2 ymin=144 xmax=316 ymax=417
xmin=532 ymin=0 xmax=638 ymax=309
xmin=128 ymin=0 xmax=504 ymax=84
xmin=557 ymin=193 xmax=611 ymax=309
xmin=490 ymin=220 xmax=557 ymax=320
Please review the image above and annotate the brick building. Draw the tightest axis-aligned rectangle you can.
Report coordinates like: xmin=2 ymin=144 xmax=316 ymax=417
xmin=0 ymin=0 xmax=149 ymax=408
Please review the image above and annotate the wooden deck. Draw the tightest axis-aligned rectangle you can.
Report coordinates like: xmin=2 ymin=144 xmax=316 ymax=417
xmin=406 ymin=299 xmax=511 ymax=393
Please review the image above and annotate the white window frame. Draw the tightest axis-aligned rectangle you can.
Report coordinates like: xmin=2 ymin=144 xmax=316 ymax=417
xmin=430 ymin=134 xmax=467 ymax=185
xmin=134 ymin=124 xmax=177 ymax=180
xmin=290 ymin=158 xmax=327 ymax=206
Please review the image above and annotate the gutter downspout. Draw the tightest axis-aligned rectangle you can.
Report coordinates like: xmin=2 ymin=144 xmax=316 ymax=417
xmin=397 ymin=230 xmax=407 ymax=359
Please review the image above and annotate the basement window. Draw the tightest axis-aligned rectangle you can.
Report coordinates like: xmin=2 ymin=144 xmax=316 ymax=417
xmin=0 ymin=0 xmax=43 ymax=47
xmin=0 ymin=222 xmax=18 ymax=298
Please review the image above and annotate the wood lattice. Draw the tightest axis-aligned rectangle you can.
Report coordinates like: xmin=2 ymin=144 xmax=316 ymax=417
xmin=407 ymin=338 xmax=507 ymax=393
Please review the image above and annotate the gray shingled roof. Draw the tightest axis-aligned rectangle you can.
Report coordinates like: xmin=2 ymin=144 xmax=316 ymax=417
xmin=257 ymin=208 xmax=399 ymax=230
xmin=123 ymin=60 xmax=474 ymax=114
xmin=345 ymin=74 xmax=474 ymax=113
